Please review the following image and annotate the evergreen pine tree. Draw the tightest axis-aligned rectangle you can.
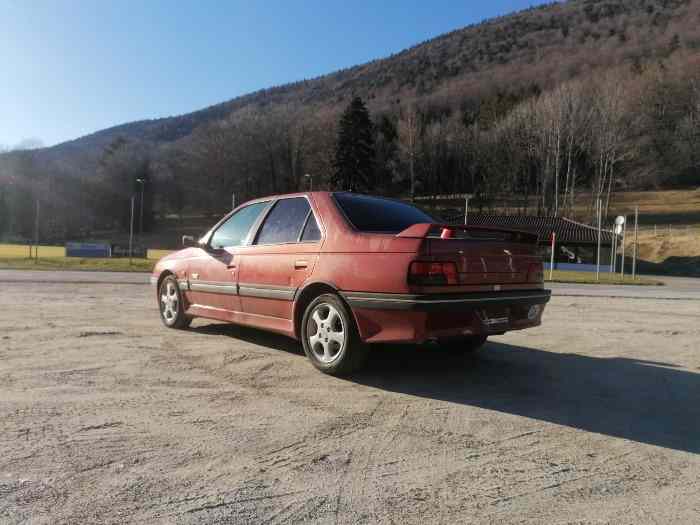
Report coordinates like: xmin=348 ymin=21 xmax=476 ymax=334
xmin=332 ymin=96 xmax=375 ymax=191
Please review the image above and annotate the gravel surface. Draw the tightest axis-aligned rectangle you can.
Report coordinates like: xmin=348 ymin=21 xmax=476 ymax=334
xmin=1 ymin=280 xmax=699 ymax=524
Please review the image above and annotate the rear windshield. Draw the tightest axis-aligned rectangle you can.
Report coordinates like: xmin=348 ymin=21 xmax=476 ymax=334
xmin=333 ymin=192 xmax=436 ymax=233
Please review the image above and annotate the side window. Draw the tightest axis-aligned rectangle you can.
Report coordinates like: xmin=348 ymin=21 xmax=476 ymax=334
xmin=301 ymin=213 xmax=321 ymax=242
xmin=255 ymin=197 xmax=310 ymax=245
xmin=209 ymin=202 xmax=268 ymax=249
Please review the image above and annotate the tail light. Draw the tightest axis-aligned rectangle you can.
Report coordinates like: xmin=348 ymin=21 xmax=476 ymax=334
xmin=440 ymin=227 xmax=454 ymax=239
xmin=527 ymin=262 xmax=544 ymax=283
xmin=408 ymin=261 xmax=458 ymax=286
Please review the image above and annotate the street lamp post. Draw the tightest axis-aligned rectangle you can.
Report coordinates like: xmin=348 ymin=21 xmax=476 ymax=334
xmin=129 ymin=195 xmax=135 ymax=265
xmin=136 ymin=178 xmax=145 ymax=234
xmin=464 ymin=195 xmax=472 ymax=226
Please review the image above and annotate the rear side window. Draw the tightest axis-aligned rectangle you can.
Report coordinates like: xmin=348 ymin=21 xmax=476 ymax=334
xmin=210 ymin=201 xmax=269 ymax=248
xmin=255 ymin=197 xmax=311 ymax=244
xmin=301 ymin=213 xmax=321 ymax=242
xmin=333 ymin=192 xmax=435 ymax=233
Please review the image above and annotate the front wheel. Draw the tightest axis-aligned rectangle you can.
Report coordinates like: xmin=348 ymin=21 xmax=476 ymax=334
xmin=301 ymin=294 xmax=368 ymax=376
xmin=158 ymin=275 xmax=192 ymax=329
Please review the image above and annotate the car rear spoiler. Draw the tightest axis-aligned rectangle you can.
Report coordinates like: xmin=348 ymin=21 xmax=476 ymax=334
xmin=396 ymin=223 xmax=539 ymax=244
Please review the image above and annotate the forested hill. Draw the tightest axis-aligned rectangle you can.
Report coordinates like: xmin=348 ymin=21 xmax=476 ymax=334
xmin=19 ymin=0 xmax=698 ymax=160
xmin=2 ymin=0 xmax=699 ymax=241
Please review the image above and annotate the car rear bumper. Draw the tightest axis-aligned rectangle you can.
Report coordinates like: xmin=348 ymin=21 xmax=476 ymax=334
xmin=341 ymin=289 xmax=551 ymax=343
xmin=341 ymin=289 xmax=551 ymax=311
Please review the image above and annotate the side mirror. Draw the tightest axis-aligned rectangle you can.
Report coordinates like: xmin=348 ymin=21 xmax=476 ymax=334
xmin=182 ymin=235 xmax=196 ymax=247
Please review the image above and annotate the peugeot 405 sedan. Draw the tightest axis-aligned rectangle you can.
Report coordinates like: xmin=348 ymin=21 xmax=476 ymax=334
xmin=152 ymin=192 xmax=551 ymax=375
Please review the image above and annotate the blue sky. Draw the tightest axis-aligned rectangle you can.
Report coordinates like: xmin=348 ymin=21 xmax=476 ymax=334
xmin=2 ymin=0 xmax=549 ymax=148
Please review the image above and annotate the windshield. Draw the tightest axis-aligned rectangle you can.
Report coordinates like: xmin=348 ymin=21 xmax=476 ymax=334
xmin=333 ymin=192 xmax=436 ymax=233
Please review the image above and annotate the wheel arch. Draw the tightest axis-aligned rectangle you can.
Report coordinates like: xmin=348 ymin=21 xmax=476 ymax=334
xmin=155 ymin=270 xmax=183 ymax=304
xmin=156 ymin=270 xmax=175 ymax=292
xmin=293 ymin=280 xmax=356 ymax=340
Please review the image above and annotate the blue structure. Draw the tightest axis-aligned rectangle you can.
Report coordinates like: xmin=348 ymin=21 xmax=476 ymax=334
xmin=66 ymin=242 xmax=111 ymax=258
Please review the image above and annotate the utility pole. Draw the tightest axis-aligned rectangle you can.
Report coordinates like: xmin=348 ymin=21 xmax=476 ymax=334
xmin=232 ymin=192 xmax=236 ymax=210
xmin=129 ymin=195 xmax=135 ymax=265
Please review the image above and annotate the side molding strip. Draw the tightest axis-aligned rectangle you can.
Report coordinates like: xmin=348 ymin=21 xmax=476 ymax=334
xmin=238 ymin=283 xmax=296 ymax=301
xmin=189 ymin=281 xmax=237 ymax=295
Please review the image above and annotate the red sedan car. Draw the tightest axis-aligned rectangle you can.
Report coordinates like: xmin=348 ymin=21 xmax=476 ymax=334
xmin=152 ymin=192 xmax=550 ymax=375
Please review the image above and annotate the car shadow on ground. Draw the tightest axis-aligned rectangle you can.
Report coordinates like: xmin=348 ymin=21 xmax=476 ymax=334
xmin=192 ymin=322 xmax=700 ymax=454
xmin=357 ymin=342 xmax=700 ymax=454
xmin=191 ymin=322 xmax=306 ymax=355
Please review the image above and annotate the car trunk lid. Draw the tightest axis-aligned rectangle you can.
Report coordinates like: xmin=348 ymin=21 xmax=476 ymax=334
xmin=398 ymin=223 xmax=542 ymax=286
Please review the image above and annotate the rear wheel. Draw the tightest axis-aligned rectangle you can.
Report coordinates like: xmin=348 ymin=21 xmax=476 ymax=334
xmin=301 ymin=294 xmax=368 ymax=376
xmin=158 ymin=275 xmax=192 ymax=329
xmin=440 ymin=335 xmax=487 ymax=354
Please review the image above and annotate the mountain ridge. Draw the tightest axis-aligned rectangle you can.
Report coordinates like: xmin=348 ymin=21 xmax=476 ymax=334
xmin=24 ymin=0 xmax=695 ymax=162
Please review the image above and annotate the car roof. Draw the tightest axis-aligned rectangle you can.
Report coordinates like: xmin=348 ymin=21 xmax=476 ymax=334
xmin=240 ymin=191 xmax=331 ymax=206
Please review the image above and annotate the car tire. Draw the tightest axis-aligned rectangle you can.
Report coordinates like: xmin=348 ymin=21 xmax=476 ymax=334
xmin=158 ymin=275 xmax=192 ymax=329
xmin=440 ymin=335 xmax=488 ymax=354
xmin=301 ymin=293 xmax=369 ymax=376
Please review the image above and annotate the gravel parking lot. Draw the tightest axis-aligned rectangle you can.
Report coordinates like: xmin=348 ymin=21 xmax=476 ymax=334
xmin=1 ymin=274 xmax=699 ymax=524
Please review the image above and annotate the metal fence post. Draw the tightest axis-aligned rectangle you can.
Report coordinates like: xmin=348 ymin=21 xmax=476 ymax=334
xmin=610 ymin=232 xmax=616 ymax=273
xmin=596 ymin=199 xmax=602 ymax=281
xmin=632 ymin=206 xmax=638 ymax=280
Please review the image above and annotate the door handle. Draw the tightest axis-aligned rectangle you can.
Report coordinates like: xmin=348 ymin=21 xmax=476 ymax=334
xmin=294 ymin=260 xmax=308 ymax=269
xmin=227 ymin=263 xmax=237 ymax=269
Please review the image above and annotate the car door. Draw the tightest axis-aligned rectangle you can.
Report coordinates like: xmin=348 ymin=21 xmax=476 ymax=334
xmin=185 ymin=201 xmax=270 ymax=321
xmin=237 ymin=196 xmax=323 ymax=334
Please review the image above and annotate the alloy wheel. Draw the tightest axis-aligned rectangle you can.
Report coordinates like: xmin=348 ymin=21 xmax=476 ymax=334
xmin=307 ymin=303 xmax=346 ymax=363
xmin=160 ymin=280 xmax=179 ymax=325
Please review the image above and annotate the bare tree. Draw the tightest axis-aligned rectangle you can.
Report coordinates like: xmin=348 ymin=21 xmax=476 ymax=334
xmin=588 ymin=73 xmax=635 ymax=216
xmin=397 ymin=106 xmax=422 ymax=199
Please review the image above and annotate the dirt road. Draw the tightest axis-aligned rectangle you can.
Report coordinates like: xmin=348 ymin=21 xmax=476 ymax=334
xmin=1 ymin=278 xmax=699 ymax=523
